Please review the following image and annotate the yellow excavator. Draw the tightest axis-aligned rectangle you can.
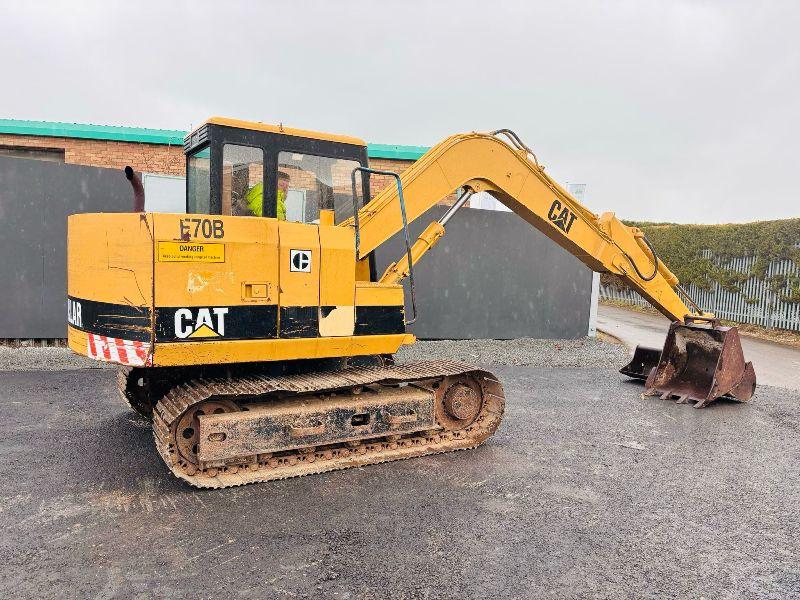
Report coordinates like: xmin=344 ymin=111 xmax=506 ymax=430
xmin=66 ymin=117 xmax=756 ymax=488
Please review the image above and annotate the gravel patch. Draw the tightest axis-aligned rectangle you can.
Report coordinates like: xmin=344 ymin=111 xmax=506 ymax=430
xmin=0 ymin=346 xmax=111 ymax=371
xmin=0 ymin=337 xmax=629 ymax=371
xmin=396 ymin=336 xmax=629 ymax=367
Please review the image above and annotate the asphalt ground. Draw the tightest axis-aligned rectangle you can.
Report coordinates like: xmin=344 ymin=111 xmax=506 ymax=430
xmin=1 ymin=367 xmax=798 ymax=599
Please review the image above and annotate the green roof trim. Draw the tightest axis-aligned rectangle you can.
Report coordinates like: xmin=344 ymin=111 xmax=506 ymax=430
xmin=0 ymin=119 xmax=187 ymax=145
xmin=366 ymin=143 xmax=429 ymax=161
xmin=0 ymin=118 xmax=429 ymax=159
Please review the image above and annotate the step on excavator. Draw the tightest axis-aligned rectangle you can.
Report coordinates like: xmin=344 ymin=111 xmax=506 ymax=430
xmin=67 ymin=117 xmax=756 ymax=488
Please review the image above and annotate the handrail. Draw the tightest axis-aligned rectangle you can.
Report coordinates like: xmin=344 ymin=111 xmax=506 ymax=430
xmin=351 ymin=167 xmax=418 ymax=325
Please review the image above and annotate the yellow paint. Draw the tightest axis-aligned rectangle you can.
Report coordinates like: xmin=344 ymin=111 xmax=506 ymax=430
xmin=242 ymin=282 xmax=269 ymax=300
xmin=344 ymin=132 xmax=700 ymax=323
xmin=355 ymin=257 xmax=371 ymax=282
xmin=157 ymin=241 xmax=225 ymax=263
xmin=188 ymin=324 xmax=220 ymax=338
xmin=319 ymin=225 xmax=355 ymax=336
xmin=67 ymin=325 xmax=88 ymax=356
xmin=355 ymin=281 xmax=405 ymax=307
xmin=154 ymin=213 xmax=278 ymax=308
xmin=68 ymin=213 xmax=153 ymax=307
xmin=195 ymin=117 xmax=367 ymax=147
xmin=153 ymin=334 xmax=410 ymax=367
xmin=319 ymin=209 xmax=335 ymax=226
xmin=67 ymin=211 xmax=411 ymax=367
xmin=278 ymin=221 xmax=320 ymax=308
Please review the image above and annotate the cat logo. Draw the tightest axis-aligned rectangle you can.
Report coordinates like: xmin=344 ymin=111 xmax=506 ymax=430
xmin=548 ymin=199 xmax=578 ymax=234
xmin=174 ymin=307 xmax=228 ymax=339
xmin=290 ymin=249 xmax=312 ymax=273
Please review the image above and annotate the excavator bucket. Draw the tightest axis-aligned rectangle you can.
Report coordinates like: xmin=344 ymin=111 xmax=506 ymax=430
xmin=638 ymin=317 xmax=756 ymax=408
xmin=619 ymin=345 xmax=662 ymax=380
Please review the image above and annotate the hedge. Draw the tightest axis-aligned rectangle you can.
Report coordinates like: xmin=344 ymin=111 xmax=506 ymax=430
xmin=602 ymin=218 xmax=800 ymax=303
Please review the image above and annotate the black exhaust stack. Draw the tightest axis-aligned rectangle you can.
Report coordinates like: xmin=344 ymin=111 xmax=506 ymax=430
xmin=124 ymin=166 xmax=145 ymax=212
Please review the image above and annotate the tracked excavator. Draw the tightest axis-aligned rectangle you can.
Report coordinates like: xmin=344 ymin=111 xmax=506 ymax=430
xmin=66 ymin=117 xmax=756 ymax=488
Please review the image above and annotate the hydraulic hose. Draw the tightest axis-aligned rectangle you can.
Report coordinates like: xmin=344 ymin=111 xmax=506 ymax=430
xmin=490 ymin=129 xmax=539 ymax=168
xmin=624 ymin=235 xmax=659 ymax=281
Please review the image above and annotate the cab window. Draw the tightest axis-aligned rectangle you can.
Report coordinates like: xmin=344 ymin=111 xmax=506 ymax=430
xmin=277 ymin=152 xmax=362 ymax=224
xmin=222 ymin=144 xmax=264 ymax=216
xmin=187 ymin=147 xmax=211 ymax=214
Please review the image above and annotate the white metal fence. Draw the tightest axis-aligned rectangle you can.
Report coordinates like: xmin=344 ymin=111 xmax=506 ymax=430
xmin=600 ymin=254 xmax=800 ymax=331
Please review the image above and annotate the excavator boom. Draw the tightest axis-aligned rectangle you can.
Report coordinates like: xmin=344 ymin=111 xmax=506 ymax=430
xmin=347 ymin=131 xmax=690 ymax=321
xmin=344 ymin=129 xmax=755 ymax=407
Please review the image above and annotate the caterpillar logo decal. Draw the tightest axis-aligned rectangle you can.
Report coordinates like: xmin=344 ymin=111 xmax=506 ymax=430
xmin=67 ymin=298 xmax=83 ymax=328
xmin=548 ymin=199 xmax=578 ymax=234
xmin=174 ymin=307 xmax=228 ymax=339
xmin=290 ymin=249 xmax=312 ymax=273
xmin=66 ymin=295 xmax=151 ymax=342
xmin=155 ymin=305 xmax=278 ymax=342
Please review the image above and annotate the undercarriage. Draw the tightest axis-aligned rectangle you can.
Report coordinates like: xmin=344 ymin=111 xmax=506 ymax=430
xmin=117 ymin=358 xmax=505 ymax=489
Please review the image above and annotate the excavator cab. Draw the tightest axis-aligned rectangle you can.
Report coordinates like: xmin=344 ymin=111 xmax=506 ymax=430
xmin=184 ymin=117 xmax=371 ymax=225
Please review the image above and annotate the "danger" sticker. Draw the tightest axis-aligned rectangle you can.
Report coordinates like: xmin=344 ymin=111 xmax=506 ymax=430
xmin=157 ymin=241 xmax=225 ymax=263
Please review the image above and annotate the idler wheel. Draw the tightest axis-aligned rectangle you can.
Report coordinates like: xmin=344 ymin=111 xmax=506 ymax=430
xmin=175 ymin=399 xmax=239 ymax=465
xmin=437 ymin=377 xmax=484 ymax=431
xmin=444 ymin=384 xmax=480 ymax=420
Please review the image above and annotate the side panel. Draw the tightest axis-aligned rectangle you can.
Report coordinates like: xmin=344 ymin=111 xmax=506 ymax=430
xmin=68 ymin=212 xmax=413 ymax=368
xmin=355 ymin=282 xmax=406 ymax=336
xmin=152 ymin=214 xmax=279 ymax=346
xmin=318 ymin=226 xmax=356 ymax=337
xmin=68 ymin=213 xmax=154 ymax=307
xmin=277 ymin=221 xmax=320 ymax=338
xmin=152 ymin=334 xmax=412 ymax=366
xmin=67 ymin=213 xmax=154 ymax=363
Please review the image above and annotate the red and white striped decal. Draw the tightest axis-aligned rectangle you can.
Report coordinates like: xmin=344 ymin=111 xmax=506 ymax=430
xmin=87 ymin=334 xmax=152 ymax=367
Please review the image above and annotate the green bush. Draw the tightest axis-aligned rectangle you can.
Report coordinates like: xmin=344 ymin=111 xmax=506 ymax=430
xmin=603 ymin=218 xmax=800 ymax=302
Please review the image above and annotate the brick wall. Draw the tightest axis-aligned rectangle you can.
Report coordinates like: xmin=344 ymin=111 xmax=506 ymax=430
xmin=0 ymin=134 xmax=185 ymax=176
xmin=368 ymin=157 xmax=456 ymax=205
xmin=367 ymin=158 xmax=412 ymax=195
xmin=0 ymin=134 xmax=459 ymax=203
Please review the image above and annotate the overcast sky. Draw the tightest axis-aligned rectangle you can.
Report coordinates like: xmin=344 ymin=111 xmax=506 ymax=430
xmin=1 ymin=1 xmax=798 ymax=223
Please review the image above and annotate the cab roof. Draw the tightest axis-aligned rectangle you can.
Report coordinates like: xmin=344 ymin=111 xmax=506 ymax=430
xmin=190 ymin=116 xmax=367 ymax=147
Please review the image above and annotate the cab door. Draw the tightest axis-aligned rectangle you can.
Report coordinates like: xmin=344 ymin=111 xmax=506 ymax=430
xmin=278 ymin=221 xmax=320 ymax=338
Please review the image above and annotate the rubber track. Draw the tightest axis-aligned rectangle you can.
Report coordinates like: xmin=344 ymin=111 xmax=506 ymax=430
xmin=153 ymin=360 xmax=505 ymax=489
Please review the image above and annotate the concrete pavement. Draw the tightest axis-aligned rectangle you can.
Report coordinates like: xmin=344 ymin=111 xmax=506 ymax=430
xmin=598 ymin=303 xmax=800 ymax=390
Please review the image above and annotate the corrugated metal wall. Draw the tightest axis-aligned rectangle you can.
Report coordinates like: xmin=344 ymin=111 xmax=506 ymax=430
xmin=1 ymin=158 xmax=594 ymax=340
xmin=0 ymin=156 xmax=133 ymax=338
xmin=601 ymin=254 xmax=800 ymax=330
xmin=375 ymin=205 xmax=594 ymax=340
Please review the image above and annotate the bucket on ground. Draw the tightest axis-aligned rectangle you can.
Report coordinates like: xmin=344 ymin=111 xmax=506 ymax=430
xmin=621 ymin=316 xmax=756 ymax=409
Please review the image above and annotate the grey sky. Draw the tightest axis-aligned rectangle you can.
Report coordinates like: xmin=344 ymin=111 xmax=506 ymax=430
xmin=1 ymin=0 xmax=798 ymax=223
